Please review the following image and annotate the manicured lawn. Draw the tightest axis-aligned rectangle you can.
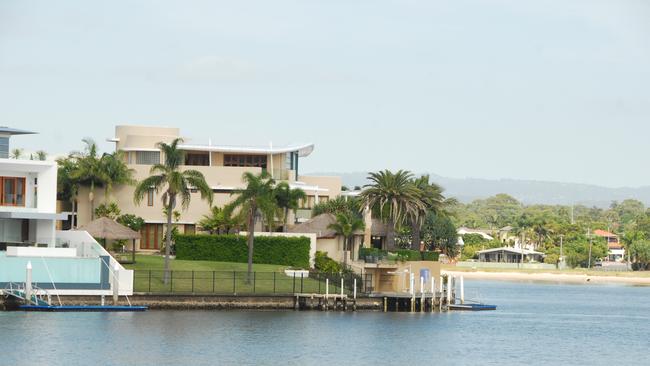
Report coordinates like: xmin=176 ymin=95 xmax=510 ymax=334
xmin=123 ymin=255 xmax=349 ymax=295
xmin=124 ymin=254 xmax=289 ymax=272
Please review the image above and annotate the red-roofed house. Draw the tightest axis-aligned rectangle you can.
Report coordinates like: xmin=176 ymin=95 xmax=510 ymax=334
xmin=593 ymin=229 xmax=625 ymax=262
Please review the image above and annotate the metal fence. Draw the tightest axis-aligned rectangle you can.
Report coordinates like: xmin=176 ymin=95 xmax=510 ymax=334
xmin=133 ymin=270 xmax=373 ymax=295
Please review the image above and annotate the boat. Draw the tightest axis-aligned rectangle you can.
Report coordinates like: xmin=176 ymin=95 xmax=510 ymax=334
xmin=448 ymin=303 xmax=497 ymax=311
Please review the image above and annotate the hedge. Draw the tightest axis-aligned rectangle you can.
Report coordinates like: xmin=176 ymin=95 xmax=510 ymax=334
xmin=175 ymin=234 xmax=310 ymax=268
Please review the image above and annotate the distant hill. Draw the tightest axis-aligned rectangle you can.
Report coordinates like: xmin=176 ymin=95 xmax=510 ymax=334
xmin=305 ymin=172 xmax=650 ymax=207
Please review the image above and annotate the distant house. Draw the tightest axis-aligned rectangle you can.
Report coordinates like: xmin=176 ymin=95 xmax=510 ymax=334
xmin=477 ymin=247 xmax=545 ymax=263
xmin=593 ymin=229 xmax=625 ymax=262
xmin=288 ymin=213 xmax=364 ymax=263
xmin=457 ymin=227 xmax=494 ymax=241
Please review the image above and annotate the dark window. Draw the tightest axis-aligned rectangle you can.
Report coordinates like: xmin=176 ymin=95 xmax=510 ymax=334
xmin=224 ymin=154 xmax=267 ymax=168
xmin=147 ymin=189 xmax=154 ymax=206
xmin=184 ymin=152 xmax=210 ymax=166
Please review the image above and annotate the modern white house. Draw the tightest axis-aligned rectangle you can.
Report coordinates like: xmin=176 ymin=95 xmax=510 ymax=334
xmin=0 ymin=127 xmax=133 ymax=296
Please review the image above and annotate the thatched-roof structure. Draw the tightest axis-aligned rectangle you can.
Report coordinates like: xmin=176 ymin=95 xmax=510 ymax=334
xmin=77 ymin=217 xmax=141 ymax=240
xmin=76 ymin=217 xmax=141 ymax=264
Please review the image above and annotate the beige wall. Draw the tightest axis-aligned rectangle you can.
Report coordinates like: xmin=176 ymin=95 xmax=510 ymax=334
xmin=298 ymin=175 xmax=342 ymax=198
xmin=115 ymin=125 xmax=180 ymax=151
xmin=316 ymin=237 xmax=342 ymax=262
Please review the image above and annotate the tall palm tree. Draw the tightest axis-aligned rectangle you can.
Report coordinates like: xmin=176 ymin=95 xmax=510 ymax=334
xmin=229 ymin=171 xmax=276 ymax=282
xmin=274 ymin=181 xmax=306 ymax=231
xmin=327 ymin=213 xmax=365 ymax=265
xmin=360 ymin=170 xmax=425 ymax=250
xmin=134 ymin=138 xmax=213 ymax=283
xmin=56 ymin=155 xmax=81 ymax=228
xmin=72 ymin=138 xmax=108 ymax=221
xmin=100 ymin=150 xmax=135 ymax=200
xmin=409 ymin=175 xmax=446 ymax=250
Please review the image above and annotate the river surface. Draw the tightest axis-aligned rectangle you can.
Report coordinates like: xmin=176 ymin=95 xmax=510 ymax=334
xmin=2 ymin=280 xmax=649 ymax=366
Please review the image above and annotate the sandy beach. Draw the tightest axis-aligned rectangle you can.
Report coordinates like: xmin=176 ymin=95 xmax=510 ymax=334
xmin=443 ymin=270 xmax=650 ymax=286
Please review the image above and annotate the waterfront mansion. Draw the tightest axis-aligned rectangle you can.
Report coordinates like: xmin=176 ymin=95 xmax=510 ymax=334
xmin=74 ymin=125 xmax=342 ymax=251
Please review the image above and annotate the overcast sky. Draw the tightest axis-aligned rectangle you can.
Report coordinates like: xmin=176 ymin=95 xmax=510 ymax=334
xmin=1 ymin=0 xmax=649 ymax=188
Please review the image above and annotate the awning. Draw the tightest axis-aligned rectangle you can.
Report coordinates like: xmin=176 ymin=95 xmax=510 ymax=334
xmin=0 ymin=211 xmax=69 ymax=220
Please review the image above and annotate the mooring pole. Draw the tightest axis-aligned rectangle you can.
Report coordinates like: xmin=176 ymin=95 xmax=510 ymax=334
xmin=353 ymin=278 xmax=357 ymax=300
xmin=446 ymin=275 xmax=452 ymax=308
xmin=460 ymin=276 xmax=465 ymax=304
xmin=325 ymin=278 xmax=329 ymax=310
xmin=25 ymin=261 xmax=33 ymax=305
xmin=113 ymin=263 xmax=120 ymax=305
xmin=420 ymin=276 xmax=425 ymax=312
xmin=340 ymin=277 xmax=344 ymax=297
xmin=431 ymin=277 xmax=435 ymax=313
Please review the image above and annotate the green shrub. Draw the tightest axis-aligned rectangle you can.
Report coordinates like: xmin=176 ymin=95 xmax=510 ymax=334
xmin=421 ymin=251 xmax=439 ymax=261
xmin=544 ymin=253 xmax=559 ymax=265
xmin=175 ymin=234 xmax=310 ymax=268
xmin=314 ymin=251 xmax=342 ymax=273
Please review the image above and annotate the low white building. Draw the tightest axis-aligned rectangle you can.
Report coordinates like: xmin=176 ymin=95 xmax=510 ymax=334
xmin=0 ymin=127 xmax=132 ymax=296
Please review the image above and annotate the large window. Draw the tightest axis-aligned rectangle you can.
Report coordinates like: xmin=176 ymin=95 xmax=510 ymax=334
xmin=140 ymin=224 xmax=163 ymax=250
xmin=0 ymin=137 xmax=9 ymax=159
xmin=224 ymin=154 xmax=267 ymax=168
xmin=184 ymin=152 xmax=210 ymax=166
xmin=0 ymin=177 xmax=26 ymax=206
xmin=135 ymin=151 xmax=161 ymax=165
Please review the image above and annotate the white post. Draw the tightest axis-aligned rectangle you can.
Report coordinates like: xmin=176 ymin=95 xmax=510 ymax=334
xmin=340 ymin=277 xmax=344 ymax=297
xmin=112 ymin=264 xmax=120 ymax=305
xmin=326 ymin=278 xmax=329 ymax=298
xmin=439 ymin=275 xmax=443 ymax=292
xmin=420 ymin=277 xmax=425 ymax=312
xmin=431 ymin=276 xmax=435 ymax=313
xmin=446 ymin=275 xmax=452 ymax=306
xmin=409 ymin=273 xmax=415 ymax=295
xmin=25 ymin=261 xmax=33 ymax=305
xmin=460 ymin=276 xmax=465 ymax=304
xmin=353 ymin=278 xmax=357 ymax=299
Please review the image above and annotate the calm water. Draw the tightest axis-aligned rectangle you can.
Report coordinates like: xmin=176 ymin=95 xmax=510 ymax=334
xmin=2 ymin=281 xmax=649 ymax=366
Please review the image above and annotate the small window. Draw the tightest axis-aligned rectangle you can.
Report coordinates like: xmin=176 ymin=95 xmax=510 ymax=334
xmin=147 ymin=189 xmax=154 ymax=206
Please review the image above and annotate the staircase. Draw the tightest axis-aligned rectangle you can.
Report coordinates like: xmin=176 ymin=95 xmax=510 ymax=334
xmin=4 ymin=283 xmax=52 ymax=306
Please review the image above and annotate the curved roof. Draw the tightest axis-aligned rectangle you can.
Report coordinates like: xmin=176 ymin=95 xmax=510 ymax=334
xmin=178 ymin=142 xmax=315 ymax=157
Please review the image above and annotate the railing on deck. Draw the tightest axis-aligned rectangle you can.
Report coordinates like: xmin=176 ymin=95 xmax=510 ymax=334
xmin=133 ymin=270 xmax=373 ymax=296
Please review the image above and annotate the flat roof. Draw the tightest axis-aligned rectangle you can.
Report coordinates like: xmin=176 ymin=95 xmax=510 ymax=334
xmin=477 ymin=247 xmax=544 ymax=255
xmin=0 ymin=127 xmax=36 ymax=136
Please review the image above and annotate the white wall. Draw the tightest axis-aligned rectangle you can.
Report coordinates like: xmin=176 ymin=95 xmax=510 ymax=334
xmin=56 ymin=230 xmax=134 ymax=295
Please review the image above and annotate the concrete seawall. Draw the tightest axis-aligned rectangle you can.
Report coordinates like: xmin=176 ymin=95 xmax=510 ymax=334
xmin=2 ymin=294 xmax=384 ymax=311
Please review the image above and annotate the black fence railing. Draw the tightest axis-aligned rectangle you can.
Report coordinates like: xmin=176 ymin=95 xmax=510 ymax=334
xmin=133 ymin=270 xmax=373 ymax=295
